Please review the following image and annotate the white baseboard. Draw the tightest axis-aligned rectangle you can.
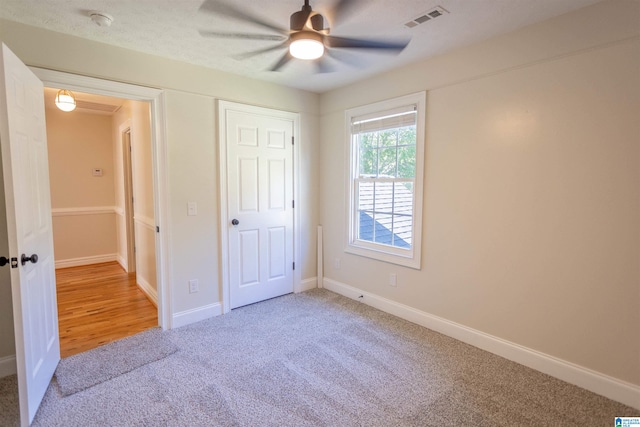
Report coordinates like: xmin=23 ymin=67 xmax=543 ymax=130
xmin=322 ymin=277 xmax=640 ymax=410
xmin=55 ymin=254 xmax=117 ymax=269
xmin=0 ymin=355 xmax=16 ymax=378
xmin=116 ymin=254 xmax=128 ymax=272
xmin=172 ymin=303 xmax=223 ymax=329
xmin=136 ymin=276 xmax=158 ymax=307
xmin=296 ymin=277 xmax=317 ymax=293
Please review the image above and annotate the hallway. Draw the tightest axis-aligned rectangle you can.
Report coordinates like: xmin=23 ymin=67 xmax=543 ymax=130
xmin=56 ymin=262 xmax=158 ymax=358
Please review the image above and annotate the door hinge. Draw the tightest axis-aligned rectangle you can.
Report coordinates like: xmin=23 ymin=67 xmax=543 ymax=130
xmin=156 ymin=225 xmax=160 ymax=233
xmin=292 ymin=262 xmax=295 ymax=271
xmin=292 ymin=200 xmax=295 ymax=209
xmin=291 ymin=136 xmax=294 ymax=145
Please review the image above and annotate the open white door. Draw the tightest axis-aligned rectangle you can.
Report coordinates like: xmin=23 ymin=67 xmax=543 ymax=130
xmin=0 ymin=44 xmax=60 ymax=425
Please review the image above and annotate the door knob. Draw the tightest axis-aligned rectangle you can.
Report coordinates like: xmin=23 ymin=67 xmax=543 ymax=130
xmin=0 ymin=256 xmax=8 ymax=267
xmin=231 ymin=219 xmax=239 ymax=226
xmin=21 ymin=254 xmax=38 ymax=266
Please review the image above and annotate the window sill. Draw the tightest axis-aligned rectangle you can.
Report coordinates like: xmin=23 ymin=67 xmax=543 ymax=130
xmin=345 ymin=242 xmax=421 ymax=270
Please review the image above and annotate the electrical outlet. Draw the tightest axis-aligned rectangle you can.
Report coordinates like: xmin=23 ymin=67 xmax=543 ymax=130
xmin=389 ymin=273 xmax=397 ymax=287
xmin=189 ymin=279 xmax=199 ymax=293
xmin=334 ymin=258 xmax=341 ymax=269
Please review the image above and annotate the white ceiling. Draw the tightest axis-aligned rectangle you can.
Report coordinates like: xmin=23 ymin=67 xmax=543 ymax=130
xmin=1 ymin=0 xmax=602 ymax=93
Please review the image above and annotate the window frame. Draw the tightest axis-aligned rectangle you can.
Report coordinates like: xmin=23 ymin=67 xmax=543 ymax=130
xmin=345 ymin=92 xmax=426 ymax=269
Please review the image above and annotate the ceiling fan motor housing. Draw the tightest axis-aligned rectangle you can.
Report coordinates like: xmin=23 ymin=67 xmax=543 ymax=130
xmin=310 ymin=14 xmax=324 ymax=31
xmin=290 ymin=4 xmax=312 ymax=31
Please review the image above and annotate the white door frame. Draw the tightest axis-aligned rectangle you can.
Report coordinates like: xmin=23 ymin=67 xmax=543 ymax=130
xmin=218 ymin=100 xmax=301 ymax=314
xmin=30 ymin=67 xmax=172 ymax=329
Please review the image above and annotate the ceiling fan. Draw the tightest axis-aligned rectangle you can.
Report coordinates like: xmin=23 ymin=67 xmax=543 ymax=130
xmin=198 ymin=0 xmax=411 ymax=72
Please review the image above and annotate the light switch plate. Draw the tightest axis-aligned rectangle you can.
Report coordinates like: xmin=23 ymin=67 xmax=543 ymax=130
xmin=187 ymin=202 xmax=197 ymax=216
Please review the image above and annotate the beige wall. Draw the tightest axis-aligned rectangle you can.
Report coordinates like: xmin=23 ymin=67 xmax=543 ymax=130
xmin=0 ymin=18 xmax=321 ymax=323
xmin=113 ymin=100 xmax=157 ymax=300
xmin=112 ymin=108 xmax=128 ymax=269
xmin=45 ymin=106 xmax=117 ymax=264
xmin=129 ymin=100 xmax=157 ymax=297
xmin=319 ymin=0 xmax=639 ymax=389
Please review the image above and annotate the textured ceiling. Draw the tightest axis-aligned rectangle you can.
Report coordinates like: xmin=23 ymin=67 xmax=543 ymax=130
xmin=1 ymin=0 xmax=602 ymax=93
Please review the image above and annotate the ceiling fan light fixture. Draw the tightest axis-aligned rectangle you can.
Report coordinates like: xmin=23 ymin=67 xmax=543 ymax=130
xmin=289 ymin=31 xmax=324 ymax=60
xmin=55 ymin=89 xmax=76 ymax=112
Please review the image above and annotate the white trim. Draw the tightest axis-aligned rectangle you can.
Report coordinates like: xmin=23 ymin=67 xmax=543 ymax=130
xmin=30 ymin=67 xmax=172 ymax=330
xmin=172 ymin=303 xmax=222 ymax=329
xmin=136 ymin=276 xmax=158 ymax=306
xmin=344 ymin=92 xmax=426 ymax=270
xmin=55 ymin=254 xmax=117 ymax=269
xmin=296 ymin=277 xmax=317 ymax=293
xmin=114 ymin=207 xmax=125 ymax=216
xmin=218 ymin=100 xmax=300 ymax=314
xmin=31 ymin=68 xmax=162 ymax=100
xmin=133 ymin=215 xmax=155 ymax=230
xmin=322 ymin=277 xmax=640 ymax=410
xmin=0 ymin=355 xmax=17 ymax=378
xmin=51 ymin=206 xmax=116 ymax=216
xmin=116 ymin=254 xmax=128 ymax=271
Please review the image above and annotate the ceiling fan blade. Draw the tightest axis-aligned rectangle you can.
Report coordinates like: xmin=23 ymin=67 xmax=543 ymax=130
xmin=329 ymin=0 xmax=363 ymax=26
xmin=199 ymin=0 xmax=287 ymax=35
xmin=325 ymin=36 xmax=409 ymax=52
xmin=325 ymin=48 xmax=362 ymax=68
xmin=235 ymin=43 xmax=289 ymax=60
xmin=315 ymin=56 xmax=335 ymax=73
xmin=198 ymin=30 xmax=287 ymax=41
xmin=270 ymin=52 xmax=293 ymax=72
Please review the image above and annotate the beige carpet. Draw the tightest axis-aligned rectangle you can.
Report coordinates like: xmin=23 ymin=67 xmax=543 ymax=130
xmin=0 ymin=289 xmax=635 ymax=426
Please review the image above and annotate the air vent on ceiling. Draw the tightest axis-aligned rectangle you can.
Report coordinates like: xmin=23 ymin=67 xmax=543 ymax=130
xmin=404 ymin=6 xmax=449 ymax=29
xmin=75 ymin=99 xmax=121 ymax=114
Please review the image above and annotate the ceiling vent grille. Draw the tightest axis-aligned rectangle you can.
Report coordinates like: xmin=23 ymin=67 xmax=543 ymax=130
xmin=404 ymin=6 xmax=449 ymax=28
xmin=75 ymin=99 xmax=121 ymax=114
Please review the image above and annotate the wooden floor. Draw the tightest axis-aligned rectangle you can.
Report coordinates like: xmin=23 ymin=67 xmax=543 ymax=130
xmin=56 ymin=262 xmax=158 ymax=358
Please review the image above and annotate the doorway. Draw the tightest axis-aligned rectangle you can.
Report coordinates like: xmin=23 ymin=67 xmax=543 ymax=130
xmin=31 ymin=67 xmax=170 ymax=331
xmin=44 ymin=88 xmax=158 ymax=357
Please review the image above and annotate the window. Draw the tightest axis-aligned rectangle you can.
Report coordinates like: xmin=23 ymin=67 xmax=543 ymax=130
xmin=345 ymin=92 xmax=425 ymax=269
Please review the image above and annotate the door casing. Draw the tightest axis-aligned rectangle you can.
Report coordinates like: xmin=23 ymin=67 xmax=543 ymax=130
xmin=30 ymin=67 xmax=172 ymax=329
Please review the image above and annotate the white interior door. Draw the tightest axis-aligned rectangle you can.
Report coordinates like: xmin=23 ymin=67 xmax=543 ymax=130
xmin=0 ymin=43 xmax=60 ymax=426
xmin=224 ymin=104 xmax=295 ymax=309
